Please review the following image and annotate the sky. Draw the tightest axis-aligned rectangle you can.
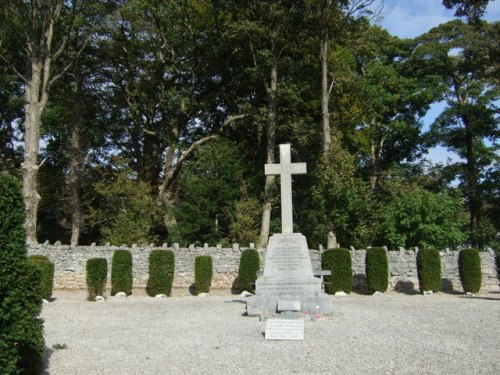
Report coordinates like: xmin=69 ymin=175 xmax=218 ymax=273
xmin=374 ymin=0 xmax=499 ymax=165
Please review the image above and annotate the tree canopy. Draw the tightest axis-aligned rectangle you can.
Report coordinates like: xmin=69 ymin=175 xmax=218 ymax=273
xmin=0 ymin=1 xmax=497 ymax=250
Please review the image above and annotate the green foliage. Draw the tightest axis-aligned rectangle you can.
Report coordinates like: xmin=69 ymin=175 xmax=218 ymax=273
xmin=379 ymin=186 xmax=467 ymax=249
xmin=171 ymin=140 xmax=254 ymax=245
xmin=365 ymin=247 xmax=389 ymax=293
xmin=322 ymin=248 xmax=352 ymax=294
xmin=0 ymin=173 xmax=45 ymax=374
xmin=227 ymin=186 xmax=261 ymax=246
xmin=89 ymin=162 xmax=163 ymax=245
xmin=237 ymin=249 xmax=260 ymax=293
xmin=28 ymin=255 xmax=54 ymax=300
xmin=414 ymin=20 xmax=499 ymax=246
xmin=306 ymin=144 xmax=377 ymax=249
xmin=146 ymin=250 xmax=175 ymax=297
xmin=86 ymin=258 xmax=108 ymax=301
xmin=416 ymin=247 xmax=442 ymax=292
xmin=459 ymin=248 xmax=482 ymax=293
xmin=111 ymin=250 xmax=133 ymax=296
xmin=194 ymin=255 xmax=213 ymax=294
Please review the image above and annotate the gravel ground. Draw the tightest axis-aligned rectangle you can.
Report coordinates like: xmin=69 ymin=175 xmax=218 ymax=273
xmin=41 ymin=290 xmax=500 ymax=375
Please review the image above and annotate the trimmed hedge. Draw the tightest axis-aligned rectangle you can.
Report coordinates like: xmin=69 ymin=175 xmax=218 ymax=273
xmin=238 ymin=249 xmax=260 ymax=293
xmin=459 ymin=248 xmax=482 ymax=293
xmin=111 ymin=250 xmax=133 ymax=296
xmin=416 ymin=247 xmax=441 ymax=293
xmin=28 ymin=255 xmax=55 ymax=300
xmin=195 ymin=255 xmax=213 ymax=294
xmin=0 ymin=173 xmax=44 ymax=374
xmin=365 ymin=247 xmax=389 ymax=293
xmin=146 ymin=250 xmax=175 ymax=297
xmin=86 ymin=258 xmax=108 ymax=301
xmin=322 ymin=248 xmax=352 ymax=294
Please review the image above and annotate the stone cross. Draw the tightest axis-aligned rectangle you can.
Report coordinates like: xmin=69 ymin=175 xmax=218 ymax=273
xmin=265 ymin=144 xmax=306 ymax=233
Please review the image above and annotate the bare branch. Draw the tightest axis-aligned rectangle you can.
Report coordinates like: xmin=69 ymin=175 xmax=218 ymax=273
xmin=0 ymin=50 xmax=28 ymax=84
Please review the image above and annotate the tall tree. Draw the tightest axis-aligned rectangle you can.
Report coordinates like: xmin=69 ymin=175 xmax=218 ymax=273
xmin=347 ymin=25 xmax=433 ymax=191
xmin=413 ymin=20 xmax=499 ymax=245
xmin=0 ymin=1 xmax=83 ymax=243
xmin=442 ymin=0 xmax=490 ymax=22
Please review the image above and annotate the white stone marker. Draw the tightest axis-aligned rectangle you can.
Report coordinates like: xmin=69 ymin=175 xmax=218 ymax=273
xmin=265 ymin=319 xmax=304 ymax=340
xmin=265 ymin=144 xmax=306 ymax=233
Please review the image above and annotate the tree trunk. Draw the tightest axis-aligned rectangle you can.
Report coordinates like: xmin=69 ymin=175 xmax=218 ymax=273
xmin=22 ymin=61 xmax=44 ymax=244
xmin=370 ymin=134 xmax=385 ymax=191
xmin=321 ymin=34 xmax=331 ymax=156
xmin=463 ymin=115 xmax=480 ymax=246
xmin=259 ymin=62 xmax=278 ymax=247
xmin=69 ymin=57 xmax=84 ymax=247
xmin=21 ymin=1 xmax=62 ymax=244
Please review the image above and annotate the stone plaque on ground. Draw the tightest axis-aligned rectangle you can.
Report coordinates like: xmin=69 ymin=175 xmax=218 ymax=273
xmin=265 ymin=319 xmax=304 ymax=340
xmin=246 ymin=144 xmax=333 ymax=316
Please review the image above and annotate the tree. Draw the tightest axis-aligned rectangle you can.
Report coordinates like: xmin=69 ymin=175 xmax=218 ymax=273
xmin=305 ymin=140 xmax=376 ymax=248
xmin=0 ymin=1 xmax=85 ymax=243
xmin=346 ymin=25 xmax=434 ymax=191
xmin=170 ymin=139 xmax=250 ymax=245
xmin=92 ymin=0 xmax=248 ymax=222
xmin=413 ymin=20 xmax=499 ymax=245
xmin=442 ymin=0 xmax=490 ymax=22
xmin=88 ymin=162 xmax=164 ymax=245
xmin=379 ymin=185 xmax=467 ymax=249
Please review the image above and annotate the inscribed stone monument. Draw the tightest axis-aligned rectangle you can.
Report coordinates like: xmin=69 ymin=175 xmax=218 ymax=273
xmin=246 ymin=144 xmax=333 ymax=315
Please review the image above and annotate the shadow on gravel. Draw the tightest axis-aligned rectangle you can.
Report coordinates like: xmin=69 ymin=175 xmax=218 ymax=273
xmin=42 ymin=347 xmax=53 ymax=375
xmin=224 ymin=299 xmax=246 ymax=304
xmin=459 ymin=296 xmax=500 ymax=301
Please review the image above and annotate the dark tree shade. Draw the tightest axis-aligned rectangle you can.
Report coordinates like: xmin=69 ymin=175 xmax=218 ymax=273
xmin=0 ymin=173 xmax=45 ymax=374
xmin=146 ymin=250 xmax=175 ymax=297
xmin=322 ymin=248 xmax=352 ymax=294
xmin=111 ymin=250 xmax=133 ymax=296
xmin=365 ymin=247 xmax=389 ymax=293
xmin=416 ymin=247 xmax=442 ymax=293
xmin=237 ymin=249 xmax=260 ymax=293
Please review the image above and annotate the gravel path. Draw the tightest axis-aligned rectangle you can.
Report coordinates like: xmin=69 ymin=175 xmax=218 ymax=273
xmin=41 ymin=290 xmax=500 ymax=375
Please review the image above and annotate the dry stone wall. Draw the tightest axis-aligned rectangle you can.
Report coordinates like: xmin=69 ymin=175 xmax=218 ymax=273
xmin=28 ymin=243 xmax=499 ymax=293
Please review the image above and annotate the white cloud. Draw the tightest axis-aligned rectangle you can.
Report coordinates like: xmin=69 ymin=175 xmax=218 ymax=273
xmin=379 ymin=0 xmax=455 ymax=38
xmin=378 ymin=0 xmax=500 ymax=39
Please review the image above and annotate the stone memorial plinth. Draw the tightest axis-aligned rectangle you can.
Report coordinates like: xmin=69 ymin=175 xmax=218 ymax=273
xmin=246 ymin=233 xmax=332 ymax=315
xmin=246 ymin=144 xmax=332 ymax=316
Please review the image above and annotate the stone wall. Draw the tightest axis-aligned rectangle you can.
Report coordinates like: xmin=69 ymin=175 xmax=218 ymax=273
xmin=28 ymin=243 xmax=499 ymax=293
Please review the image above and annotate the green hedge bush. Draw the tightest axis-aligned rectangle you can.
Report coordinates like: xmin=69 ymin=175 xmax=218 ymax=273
xmin=459 ymin=248 xmax=482 ymax=293
xmin=28 ymin=255 xmax=55 ymax=300
xmin=146 ymin=250 xmax=175 ymax=297
xmin=365 ymin=247 xmax=388 ymax=293
xmin=86 ymin=258 xmax=108 ymax=301
xmin=322 ymin=248 xmax=352 ymax=294
xmin=195 ymin=255 xmax=213 ymax=294
xmin=237 ymin=249 xmax=260 ymax=293
xmin=0 ymin=173 xmax=45 ymax=374
xmin=416 ymin=247 xmax=441 ymax=293
xmin=111 ymin=250 xmax=133 ymax=296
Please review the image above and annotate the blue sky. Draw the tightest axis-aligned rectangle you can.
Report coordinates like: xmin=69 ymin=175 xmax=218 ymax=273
xmin=374 ymin=0 xmax=499 ymax=164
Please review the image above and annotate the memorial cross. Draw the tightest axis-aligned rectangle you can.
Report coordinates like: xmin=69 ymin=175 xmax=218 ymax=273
xmin=265 ymin=144 xmax=306 ymax=233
